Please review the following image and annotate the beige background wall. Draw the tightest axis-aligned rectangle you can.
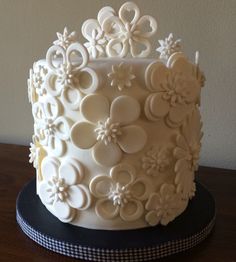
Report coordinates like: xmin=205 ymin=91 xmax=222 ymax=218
xmin=0 ymin=0 xmax=235 ymax=169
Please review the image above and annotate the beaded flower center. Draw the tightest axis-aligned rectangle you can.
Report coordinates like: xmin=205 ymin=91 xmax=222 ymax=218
xmin=49 ymin=176 xmax=68 ymax=202
xmin=108 ymin=183 xmax=131 ymax=206
xmin=95 ymin=118 xmax=122 ymax=145
xmin=57 ymin=63 xmax=74 ymax=86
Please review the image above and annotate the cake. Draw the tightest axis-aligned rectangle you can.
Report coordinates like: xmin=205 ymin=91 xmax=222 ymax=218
xmin=28 ymin=1 xmax=205 ymax=230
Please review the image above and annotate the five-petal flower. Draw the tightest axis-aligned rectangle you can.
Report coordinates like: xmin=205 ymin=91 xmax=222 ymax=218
xmin=102 ymin=2 xmax=157 ymax=58
xmin=173 ymin=109 xmax=203 ymax=199
xmin=39 ymin=157 xmax=91 ymax=222
xmin=32 ymin=96 xmax=71 ymax=157
xmin=145 ymin=184 xmax=187 ymax=226
xmin=90 ymin=163 xmax=151 ymax=221
xmin=70 ymin=94 xmax=147 ymax=167
xmin=144 ymin=53 xmax=204 ymax=127
xmin=45 ymin=42 xmax=99 ymax=110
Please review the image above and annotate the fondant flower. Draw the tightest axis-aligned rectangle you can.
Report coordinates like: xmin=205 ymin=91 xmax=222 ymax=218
xmin=108 ymin=62 xmax=135 ymax=91
xmin=90 ymin=163 xmax=150 ymax=221
xmin=145 ymin=184 xmax=187 ymax=226
xmin=32 ymin=96 xmax=71 ymax=157
xmin=29 ymin=135 xmax=40 ymax=168
xmin=82 ymin=6 xmax=115 ymax=58
xmin=102 ymin=2 xmax=157 ymax=58
xmin=28 ymin=62 xmax=48 ymax=104
xmin=142 ymin=147 xmax=170 ymax=176
xmin=145 ymin=53 xmax=203 ymax=127
xmin=39 ymin=157 xmax=91 ymax=223
xmin=53 ymin=27 xmax=77 ymax=50
xmin=45 ymin=42 xmax=99 ymax=110
xmin=71 ymin=94 xmax=147 ymax=167
xmin=173 ymin=109 xmax=203 ymax=199
xmin=156 ymin=33 xmax=181 ymax=61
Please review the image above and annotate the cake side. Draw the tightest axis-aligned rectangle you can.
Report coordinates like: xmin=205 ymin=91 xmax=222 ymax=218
xmin=28 ymin=1 xmax=205 ymax=230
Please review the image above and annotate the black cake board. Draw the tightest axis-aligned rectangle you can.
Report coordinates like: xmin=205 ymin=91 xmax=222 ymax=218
xmin=16 ymin=178 xmax=215 ymax=261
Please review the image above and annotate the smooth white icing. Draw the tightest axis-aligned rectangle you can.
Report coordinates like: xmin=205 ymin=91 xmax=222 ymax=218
xmin=28 ymin=1 xmax=205 ymax=230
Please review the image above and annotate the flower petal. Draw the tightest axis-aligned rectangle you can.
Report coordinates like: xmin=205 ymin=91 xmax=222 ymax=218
xmin=41 ymin=157 xmax=59 ymax=181
xmin=145 ymin=211 xmax=160 ymax=226
xmin=119 ymin=2 xmax=140 ymax=25
xmin=95 ymin=198 xmax=119 ymax=220
xmin=98 ymin=6 xmax=116 ymax=26
xmin=135 ymin=15 xmax=157 ymax=38
xmin=106 ymin=38 xmax=128 ymax=58
xmin=89 ymin=175 xmax=113 ymax=198
xmin=54 ymin=201 xmax=73 ymax=221
xmin=80 ymin=94 xmax=110 ymax=123
xmin=54 ymin=116 xmax=71 ymax=141
xmin=102 ymin=16 xmax=125 ymax=39
xmin=168 ymin=104 xmax=193 ymax=125
xmin=174 ymin=158 xmax=189 ymax=173
xmin=46 ymin=45 xmax=66 ymax=71
xmin=149 ymin=93 xmax=170 ymax=118
xmin=67 ymin=185 xmax=89 ymax=209
xmin=77 ymin=67 xmax=99 ymax=94
xmin=130 ymin=37 xmax=151 ymax=58
xmin=120 ymin=199 xmax=143 ymax=221
xmin=47 ymin=136 xmax=66 ymax=157
xmin=110 ymin=95 xmax=140 ymax=125
xmin=82 ymin=19 xmax=101 ymax=40
xmin=66 ymin=42 xmax=88 ymax=71
xmin=118 ymin=125 xmax=147 ymax=154
xmin=61 ymin=87 xmax=82 ymax=111
xmin=145 ymin=62 xmax=169 ymax=92
xmin=145 ymin=193 xmax=159 ymax=211
xmin=70 ymin=122 xmax=97 ymax=149
xmin=44 ymin=96 xmax=61 ymax=120
xmin=131 ymin=178 xmax=150 ymax=200
xmin=59 ymin=158 xmax=83 ymax=185
xmin=45 ymin=72 xmax=63 ymax=96
xmin=93 ymin=141 xmax=122 ymax=167
xmin=110 ymin=163 xmax=136 ymax=186
xmin=39 ymin=182 xmax=54 ymax=204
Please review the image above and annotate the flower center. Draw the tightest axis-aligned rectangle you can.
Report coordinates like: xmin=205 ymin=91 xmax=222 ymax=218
xmin=109 ymin=183 xmax=131 ymax=206
xmin=57 ymin=63 xmax=74 ymax=86
xmin=44 ymin=119 xmax=55 ymax=135
xmin=94 ymin=118 xmax=122 ymax=145
xmin=50 ymin=176 xmax=68 ymax=202
xmin=162 ymin=73 xmax=189 ymax=106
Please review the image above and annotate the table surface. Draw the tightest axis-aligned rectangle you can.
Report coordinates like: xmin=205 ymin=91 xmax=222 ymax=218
xmin=0 ymin=143 xmax=235 ymax=262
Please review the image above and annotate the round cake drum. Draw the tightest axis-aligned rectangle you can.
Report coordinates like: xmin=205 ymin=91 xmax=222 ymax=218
xmin=16 ymin=178 xmax=215 ymax=261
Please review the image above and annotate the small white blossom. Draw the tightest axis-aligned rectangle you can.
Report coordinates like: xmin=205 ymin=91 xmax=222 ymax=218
xmin=156 ymin=33 xmax=181 ymax=60
xmin=53 ymin=27 xmax=77 ymax=49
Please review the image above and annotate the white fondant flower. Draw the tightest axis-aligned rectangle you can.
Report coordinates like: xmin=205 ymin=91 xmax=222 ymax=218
xmin=102 ymin=2 xmax=157 ymax=58
xmin=156 ymin=33 xmax=181 ymax=61
xmin=90 ymin=163 xmax=151 ymax=221
xmin=29 ymin=135 xmax=40 ymax=168
xmin=71 ymin=94 xmax=147 ymax=167
xmin=39 ymin=157 xmax=91 ymax=223
xmin=173 ymin=109 xmax=203 ymax=199
xmin=32 ymin=96 xmax=71 ymax=157
xmin=28 ymin=63 xmax=48 ymax=104
xmin=145 ymin=184 xmax=187 ymax=226
xmin=82 ymin=6 xmax=116 ymax=58
xmin=145 ymin=53 xmax=203 ymax=127
xmin=45 ymin=42 xmax=99 ymax=110
xmin=108 ymin=62 xmax=135 ymax=91
xmin=53 ymin=27 xmax=77 ymax=49
xmin=142 ymin=147 xmax=170 ymax=176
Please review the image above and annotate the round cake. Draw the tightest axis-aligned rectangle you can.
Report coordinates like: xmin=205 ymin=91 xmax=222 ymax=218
xmin=28 ymin=1 xmax=205 ymax=230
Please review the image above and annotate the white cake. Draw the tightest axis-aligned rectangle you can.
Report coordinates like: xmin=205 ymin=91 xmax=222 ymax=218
xmin=28 ymin=1 xmax=205 ymax=230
